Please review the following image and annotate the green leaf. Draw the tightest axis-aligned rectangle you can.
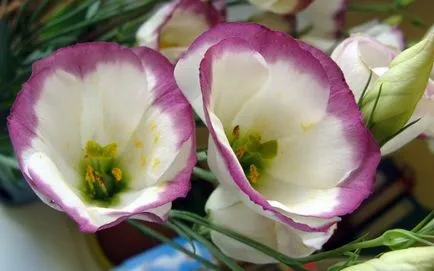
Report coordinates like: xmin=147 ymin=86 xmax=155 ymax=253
xmin=86 ymin=0 xmax=101 ymax=20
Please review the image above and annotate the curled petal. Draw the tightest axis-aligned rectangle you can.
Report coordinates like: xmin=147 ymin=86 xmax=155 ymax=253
xmin=8 ymin=43 xmax=195 ymax=232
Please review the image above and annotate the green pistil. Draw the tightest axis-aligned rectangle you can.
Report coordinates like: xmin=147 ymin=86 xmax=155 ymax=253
xmin=229 ymin=125 xmax=278 ymax=187
xmin=79 ymin=140 xmax=129 ymax=206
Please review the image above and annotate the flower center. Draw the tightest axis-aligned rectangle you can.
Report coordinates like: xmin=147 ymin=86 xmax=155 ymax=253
xmin=228 ymin=126 xmax=278 ymax=187
xmin=79 ymin=140 xmax=129 ymax=205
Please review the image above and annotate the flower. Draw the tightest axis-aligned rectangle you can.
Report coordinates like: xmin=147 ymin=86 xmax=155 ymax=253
xmin=247 ymin=0 xmax=313 ymax=15
xmin=331 ymin=34 xmax=434 ymax=154
xmin=349 ymin=19 xmax=406 ymax=51
xmin=136 ymin=0 xmax=221 ymax=63
xmin=342 ymin=247 xmax=434 ymax=271
xmin=175 ymin=23 xmax=379 ymax=237
xmin=296 ymin=0 xmax=348 ymax=52
xmin=8 ymin=42 xmax=196 ymax=232
xmin=206 ymin=186 xmax=337 ymax=263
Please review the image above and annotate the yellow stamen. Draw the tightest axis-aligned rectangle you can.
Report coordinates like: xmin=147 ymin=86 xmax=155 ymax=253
xmin=111 ymin=168 xmax=123 ymax=182
xmin=85 ymin=165 xmax=96 ymax=183
xmin=248 ymin=164 xmax=260 ymax=184
xmin=235 ymin=147 xmax=246 ymax=159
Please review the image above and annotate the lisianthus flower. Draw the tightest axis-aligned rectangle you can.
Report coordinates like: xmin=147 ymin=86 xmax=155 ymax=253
xmin=8 ymin=42 xmax=195 ymax=232
xmin=331 ymin=35 xmax=434 ymax=154
xmin=342 ymin=247 xmax=434 ymax=271
xmin=350 ymin=19 xmax=406 ymax=51
xmin=296 ymin=0 xmax=348 ymax=52
xmin=206 ymin=186 xmax=337 ymax=263
xmin=247 ymin=0 xmax=313 ymax=15
xmin=136 ymin=0 xmax=220 ymax=63
xmin=175 ymin=23 xmax=379 ymax=235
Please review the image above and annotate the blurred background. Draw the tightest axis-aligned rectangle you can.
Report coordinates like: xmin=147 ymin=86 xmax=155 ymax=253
xmin=0 ymin=0 xmax=433 ymax=270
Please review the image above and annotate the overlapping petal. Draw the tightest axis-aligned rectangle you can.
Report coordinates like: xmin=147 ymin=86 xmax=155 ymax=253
xmin=175 ymin=23 xmax=380 ymax=232
xmin=8 ymin=42 xmax=195 ymax=232
xmin=206 ymin=186 xmax=337 ymax=263
xmin=136 ymin=0 xmax=220 ymax=63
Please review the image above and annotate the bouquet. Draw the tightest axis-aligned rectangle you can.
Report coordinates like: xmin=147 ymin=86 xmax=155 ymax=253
xmin=1 ymin=0 xmax=434 ymax=270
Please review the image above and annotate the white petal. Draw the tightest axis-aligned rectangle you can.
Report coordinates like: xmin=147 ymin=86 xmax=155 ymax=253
xmin=268 ymin=115 xmax=356 ymax=188
xmin=205 ymin=44 xmax=270 ymax=126
xmin=231 ymin=58 xmax=329 ymax=142
xmin=80 ymin=61 xmax=149 ymax=151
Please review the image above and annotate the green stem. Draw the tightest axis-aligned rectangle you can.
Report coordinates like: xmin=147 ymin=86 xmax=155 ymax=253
xmin=169 ymin=210 xmax=307 ymax=271
xmin=127 ymin=220 xmax=220 ymax=270
xmin=193 ymin=167 xmax=217 ymax=184
xmin=170 ymin=219 xmax=244 ymax=271
xmin=299 ymin=237 xmax=384 ymax=263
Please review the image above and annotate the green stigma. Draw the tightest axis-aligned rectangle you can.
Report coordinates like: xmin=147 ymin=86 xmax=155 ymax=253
xmin=79 ymin=140 xmax=129 ymax=206
xmin=228 ymin=125 xmax=278 ymax=187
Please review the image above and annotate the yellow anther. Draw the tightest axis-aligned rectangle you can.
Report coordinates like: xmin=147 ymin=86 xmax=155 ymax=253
xmin=111 ymin=167 xmax=123 ymax=182
xmin=248 ymin=164 xmax=260 ymax=184
xmin=235 ymin=147 xmax=246 ymax=159
xmin=85 ymin=165 xmax=96 ymax=183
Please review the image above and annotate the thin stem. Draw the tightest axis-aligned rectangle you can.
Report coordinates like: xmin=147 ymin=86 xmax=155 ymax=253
xmin=169 ymin=210 xmax=307 ymax=271
xmin=299 ymin=237 xmax=384 ymax=263
xmin=170 ymin=219 xmax=244 ymax=271
xmin=358 ymin=70 xmax=373 ymax=108
xmin=127 ymin=220 xmax=220 ymax=270
xmin=193 ymin=167 xmax=217 ymax=184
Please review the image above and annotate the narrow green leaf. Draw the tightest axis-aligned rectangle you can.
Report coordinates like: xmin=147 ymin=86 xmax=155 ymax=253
xmin=30 ymin=0 xmax=52 ymax=23
xmin=86 ymin=0 xmax=101 ymax=20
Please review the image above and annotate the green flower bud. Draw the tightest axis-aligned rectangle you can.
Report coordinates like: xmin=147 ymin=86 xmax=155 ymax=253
xmin=360 ymin=33 xmax=434 ymax=144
